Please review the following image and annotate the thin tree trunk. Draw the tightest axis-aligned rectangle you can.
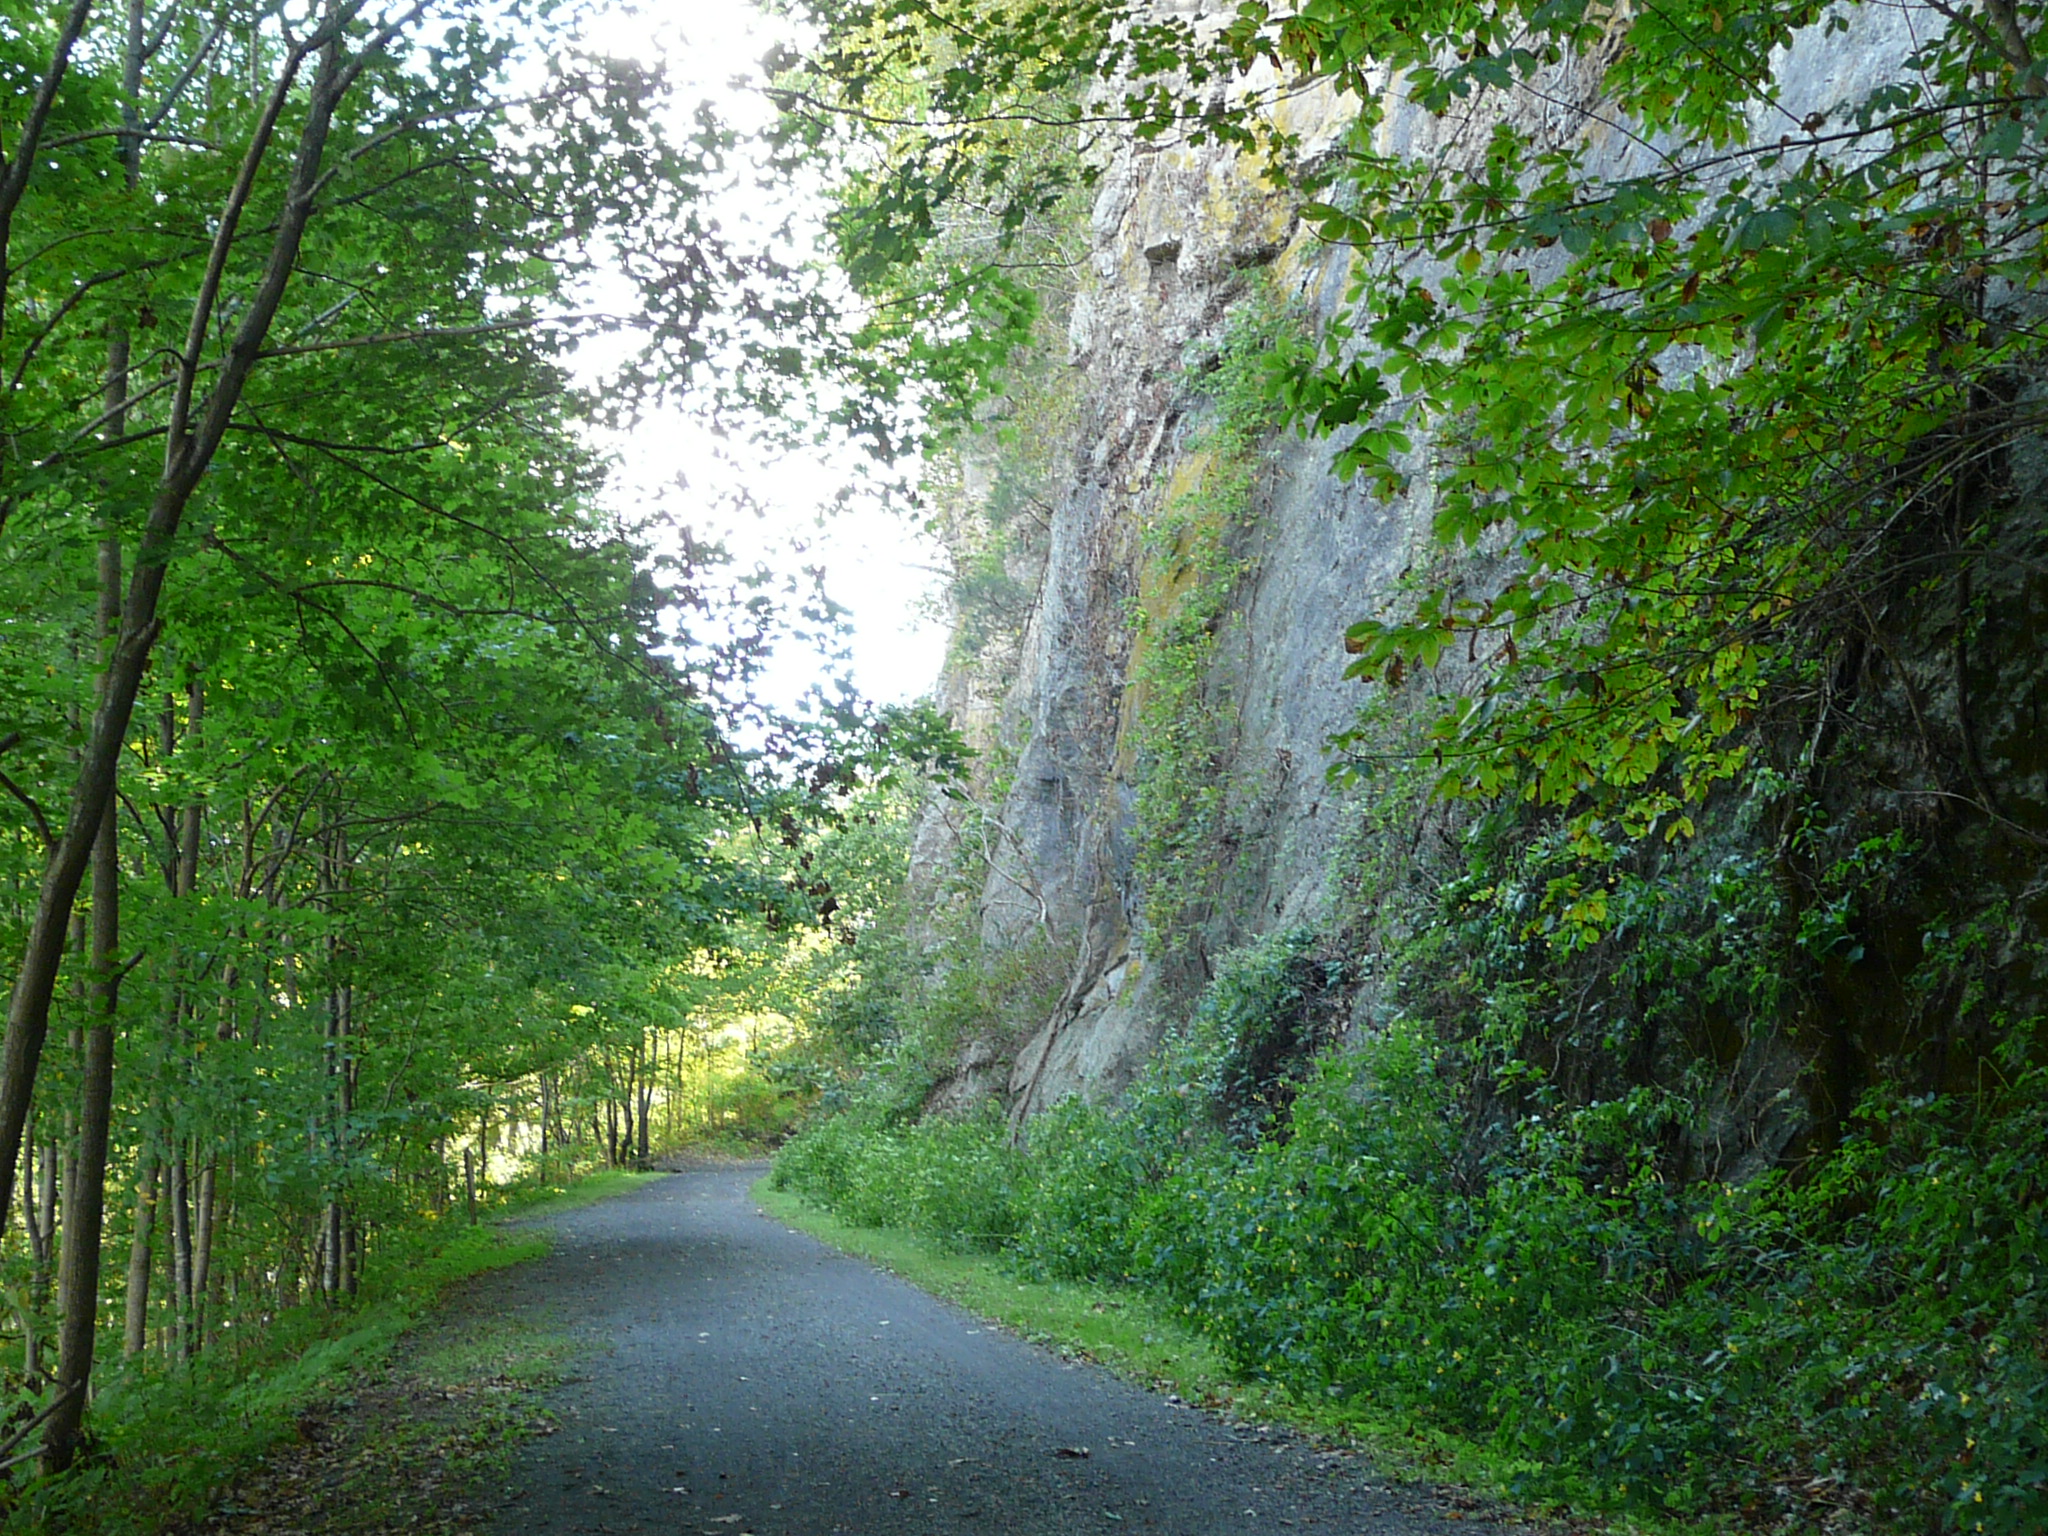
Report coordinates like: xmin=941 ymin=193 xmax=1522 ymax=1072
xmin=620 ymin=1047 xmax=635 ymax=1163
xmin=322 ymin=955 xmax=354 ymax=1298
xmin=475 ymin=1099 xmax=489 ymax=1194
xmin=670 ymin=1032 xmax=683 ymax=1145
xmin=19 ymin=1304 xmax=37 ymax=1384
xmin=45 ymin=803 xmax=116 ymax=1463
xmin=0 ymin=26 xmax=371 ymax=1235
xmin=312 ymin=1207 xmax=331 ymax=1299
xmin=209 ymin=1162 xmax=232 ymax=1326
xmin=18 ymin=1128 xmax=31 ymax=1254
xmin=277 ymin=1219 xmax=302 ymax=1310
xmin=169 ymin=1150 xmax=194 ymax=1360
xmin=176 ymin=674 xmax=210 ymax=1346
xmin=320 ymin=1197 xmax=341 ymax=1298
xmin=45 ymin=534 xmax=125 ymax=1471
xmin=47 ymin=1025 xmax=116 ymax=1459
xmin=38 ymin=1139 xmax=56 ymax=1256
xmin=637 ymin=1035 xmax=653 ymax=1163
xmin=192 ymin=1159 xmax=216 ymax=1342
xmin=22 ymin=1120 xmax=50 ymax=1300
xmin=0 ymin=0 xmax=97 ymax=362
xmin=122 ymin=1152 xmax=157 ymax=1357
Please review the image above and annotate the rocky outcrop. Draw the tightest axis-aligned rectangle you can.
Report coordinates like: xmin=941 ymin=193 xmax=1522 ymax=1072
xmin=920 ymin=2 xmax=1985 ymax=1120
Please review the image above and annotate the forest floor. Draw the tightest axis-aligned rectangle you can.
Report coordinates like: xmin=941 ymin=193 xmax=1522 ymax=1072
xmin=214 ymin=1162 xmax=1549 ymax=1535
xmin=176 ymin=1265 xmax=572 ymax=1536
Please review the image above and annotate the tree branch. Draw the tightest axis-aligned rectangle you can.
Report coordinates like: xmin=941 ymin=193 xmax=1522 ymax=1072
xmin=165 ymin=26 xmax=326 ymax=472
xmin=7 ymin=269 xmax=129 ymax=395
xmin=0 ymin=773 xmax=54 ymax=852
xmin=254 ymin=311 xmax=607 ymax=361
xmin=0 ymin=0 xmax=97 ymax=352
xmin=141 ymin=16 xmax=229 ymax=134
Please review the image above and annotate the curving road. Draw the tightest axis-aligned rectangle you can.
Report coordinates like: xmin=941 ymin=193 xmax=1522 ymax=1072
xmin=481 ymin=1165 xmax=1521 ymax=1536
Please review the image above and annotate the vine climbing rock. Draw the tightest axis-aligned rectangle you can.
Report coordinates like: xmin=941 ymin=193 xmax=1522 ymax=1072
xmin=483 ymin=1167 xmax=1524 ymax=1536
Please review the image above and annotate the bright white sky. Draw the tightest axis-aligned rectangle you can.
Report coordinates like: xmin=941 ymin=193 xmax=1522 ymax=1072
xmin=575 ymin=1 xmax=949 ymax=716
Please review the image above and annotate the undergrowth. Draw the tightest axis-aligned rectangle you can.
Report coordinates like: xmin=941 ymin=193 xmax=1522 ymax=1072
xmin=7 ymin=1170 xmax=653 ymax=1535
xmin=773 ymin=926 xmax=2048 ymax=1535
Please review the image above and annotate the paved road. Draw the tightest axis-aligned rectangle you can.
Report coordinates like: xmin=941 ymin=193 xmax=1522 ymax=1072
xmin=482 ymin=1165 xmax=1520 ymax=1536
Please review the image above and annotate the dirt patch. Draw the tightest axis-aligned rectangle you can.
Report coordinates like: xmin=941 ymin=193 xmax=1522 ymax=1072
xmin=181 ymin=1293 xmax=570 ymax=1536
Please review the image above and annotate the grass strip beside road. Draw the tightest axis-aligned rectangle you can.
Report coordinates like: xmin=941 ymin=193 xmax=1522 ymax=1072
xmin=18 ymin=1169 xmax=661 ymax=1536
xmin=754 ymin=1179 xmax=1716 ymax=1536
xmin=754 ymin=1179 xmax=1243 ymax=1406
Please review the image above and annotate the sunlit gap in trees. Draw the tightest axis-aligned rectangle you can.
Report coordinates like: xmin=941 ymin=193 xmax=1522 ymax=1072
xmin=572 ymin=1 xmax=947 ymax=726
xmin=0 ymin=0 xmax=933 ymax=1493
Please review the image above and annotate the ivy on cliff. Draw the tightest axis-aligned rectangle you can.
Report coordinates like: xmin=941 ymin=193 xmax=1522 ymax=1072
xmin=789 ymin=0 xmax=2048 ymax=893
xmin=1224 ymin=0 xmax=2048 ymax=865
xmin=1128 ymin=292 xmax=1309 ymax=948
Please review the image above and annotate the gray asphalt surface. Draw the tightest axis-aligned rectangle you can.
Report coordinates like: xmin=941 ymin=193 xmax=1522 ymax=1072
xmin=482 ymin=1165 xmax=1520 ymax=1536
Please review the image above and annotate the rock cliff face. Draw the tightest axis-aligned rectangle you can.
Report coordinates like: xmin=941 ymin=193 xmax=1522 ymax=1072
xmin=913 ymin=2 xmax=2007 ymax=1121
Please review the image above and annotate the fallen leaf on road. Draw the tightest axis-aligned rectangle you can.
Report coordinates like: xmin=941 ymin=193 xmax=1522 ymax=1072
xmin=1054 ymin=1447 xmax=1091 ymax=1460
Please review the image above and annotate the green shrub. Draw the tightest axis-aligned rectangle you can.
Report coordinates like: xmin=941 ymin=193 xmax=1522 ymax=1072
xmin=704 ymin=1072 xmax=806 ymax=1145
xmin=1009 ymin=1096 xmax=1148 ymax=1280
xmin=776 ymin=926 xmax=2048 ymax=1533
xmin=775 ymin=1102 xmax=1021 ymax=1252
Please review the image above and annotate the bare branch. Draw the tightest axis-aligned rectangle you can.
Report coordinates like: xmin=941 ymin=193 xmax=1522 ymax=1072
xmin=0 ymin=1382 xmax=81 ymax=1468
xmin=140 ymin=0 xmax=182 ymax=64
xmin=165 ymin=31 xmax=324 ymax=471
xmin=142 ymin=16 xmax=229 ymax=134
xmin=0 ymin=772 xmax=54 ymax=852
xmin=8 ymin=269 xmax=128 ymax=395
xmin=43 ymin=128 xmax=221 ymax=153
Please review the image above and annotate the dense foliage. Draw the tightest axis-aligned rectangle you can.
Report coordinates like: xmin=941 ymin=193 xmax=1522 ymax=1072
xmin=0 ymin=0 xmax=939 ymax=1505
xmin=771 ymin=1 xmax=2048 ymax=1533
xmin=778 ymin=930 xmax=2048 ymax=1532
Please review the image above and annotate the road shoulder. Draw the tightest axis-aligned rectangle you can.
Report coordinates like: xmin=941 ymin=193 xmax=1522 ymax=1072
xmin=754 ymin=1178 xmax=1662 ymax=1536
xmin=151 ymin=1176 xmax=659 ymax=1536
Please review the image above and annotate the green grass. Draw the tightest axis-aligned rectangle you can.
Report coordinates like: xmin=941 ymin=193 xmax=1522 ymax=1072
xmin=755 ymin=1177 xmax=1722 ymax=1536
xmin=306 ymin=1307 xmax=580 ymax=1535
xmin=756 ymin=1177 xmax=1235 ymax=1395
xmin=491 ymin=1166 xmax=663 ymax=1219
xmin=405 ymin=1305 xmax=576 ymax=1390
xmin=12 ymin=1165 xmax=655 ymax=1535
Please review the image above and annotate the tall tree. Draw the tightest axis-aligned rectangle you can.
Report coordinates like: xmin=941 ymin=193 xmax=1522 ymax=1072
xmin=0 ymin=0 xmax=886 ymax=1467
